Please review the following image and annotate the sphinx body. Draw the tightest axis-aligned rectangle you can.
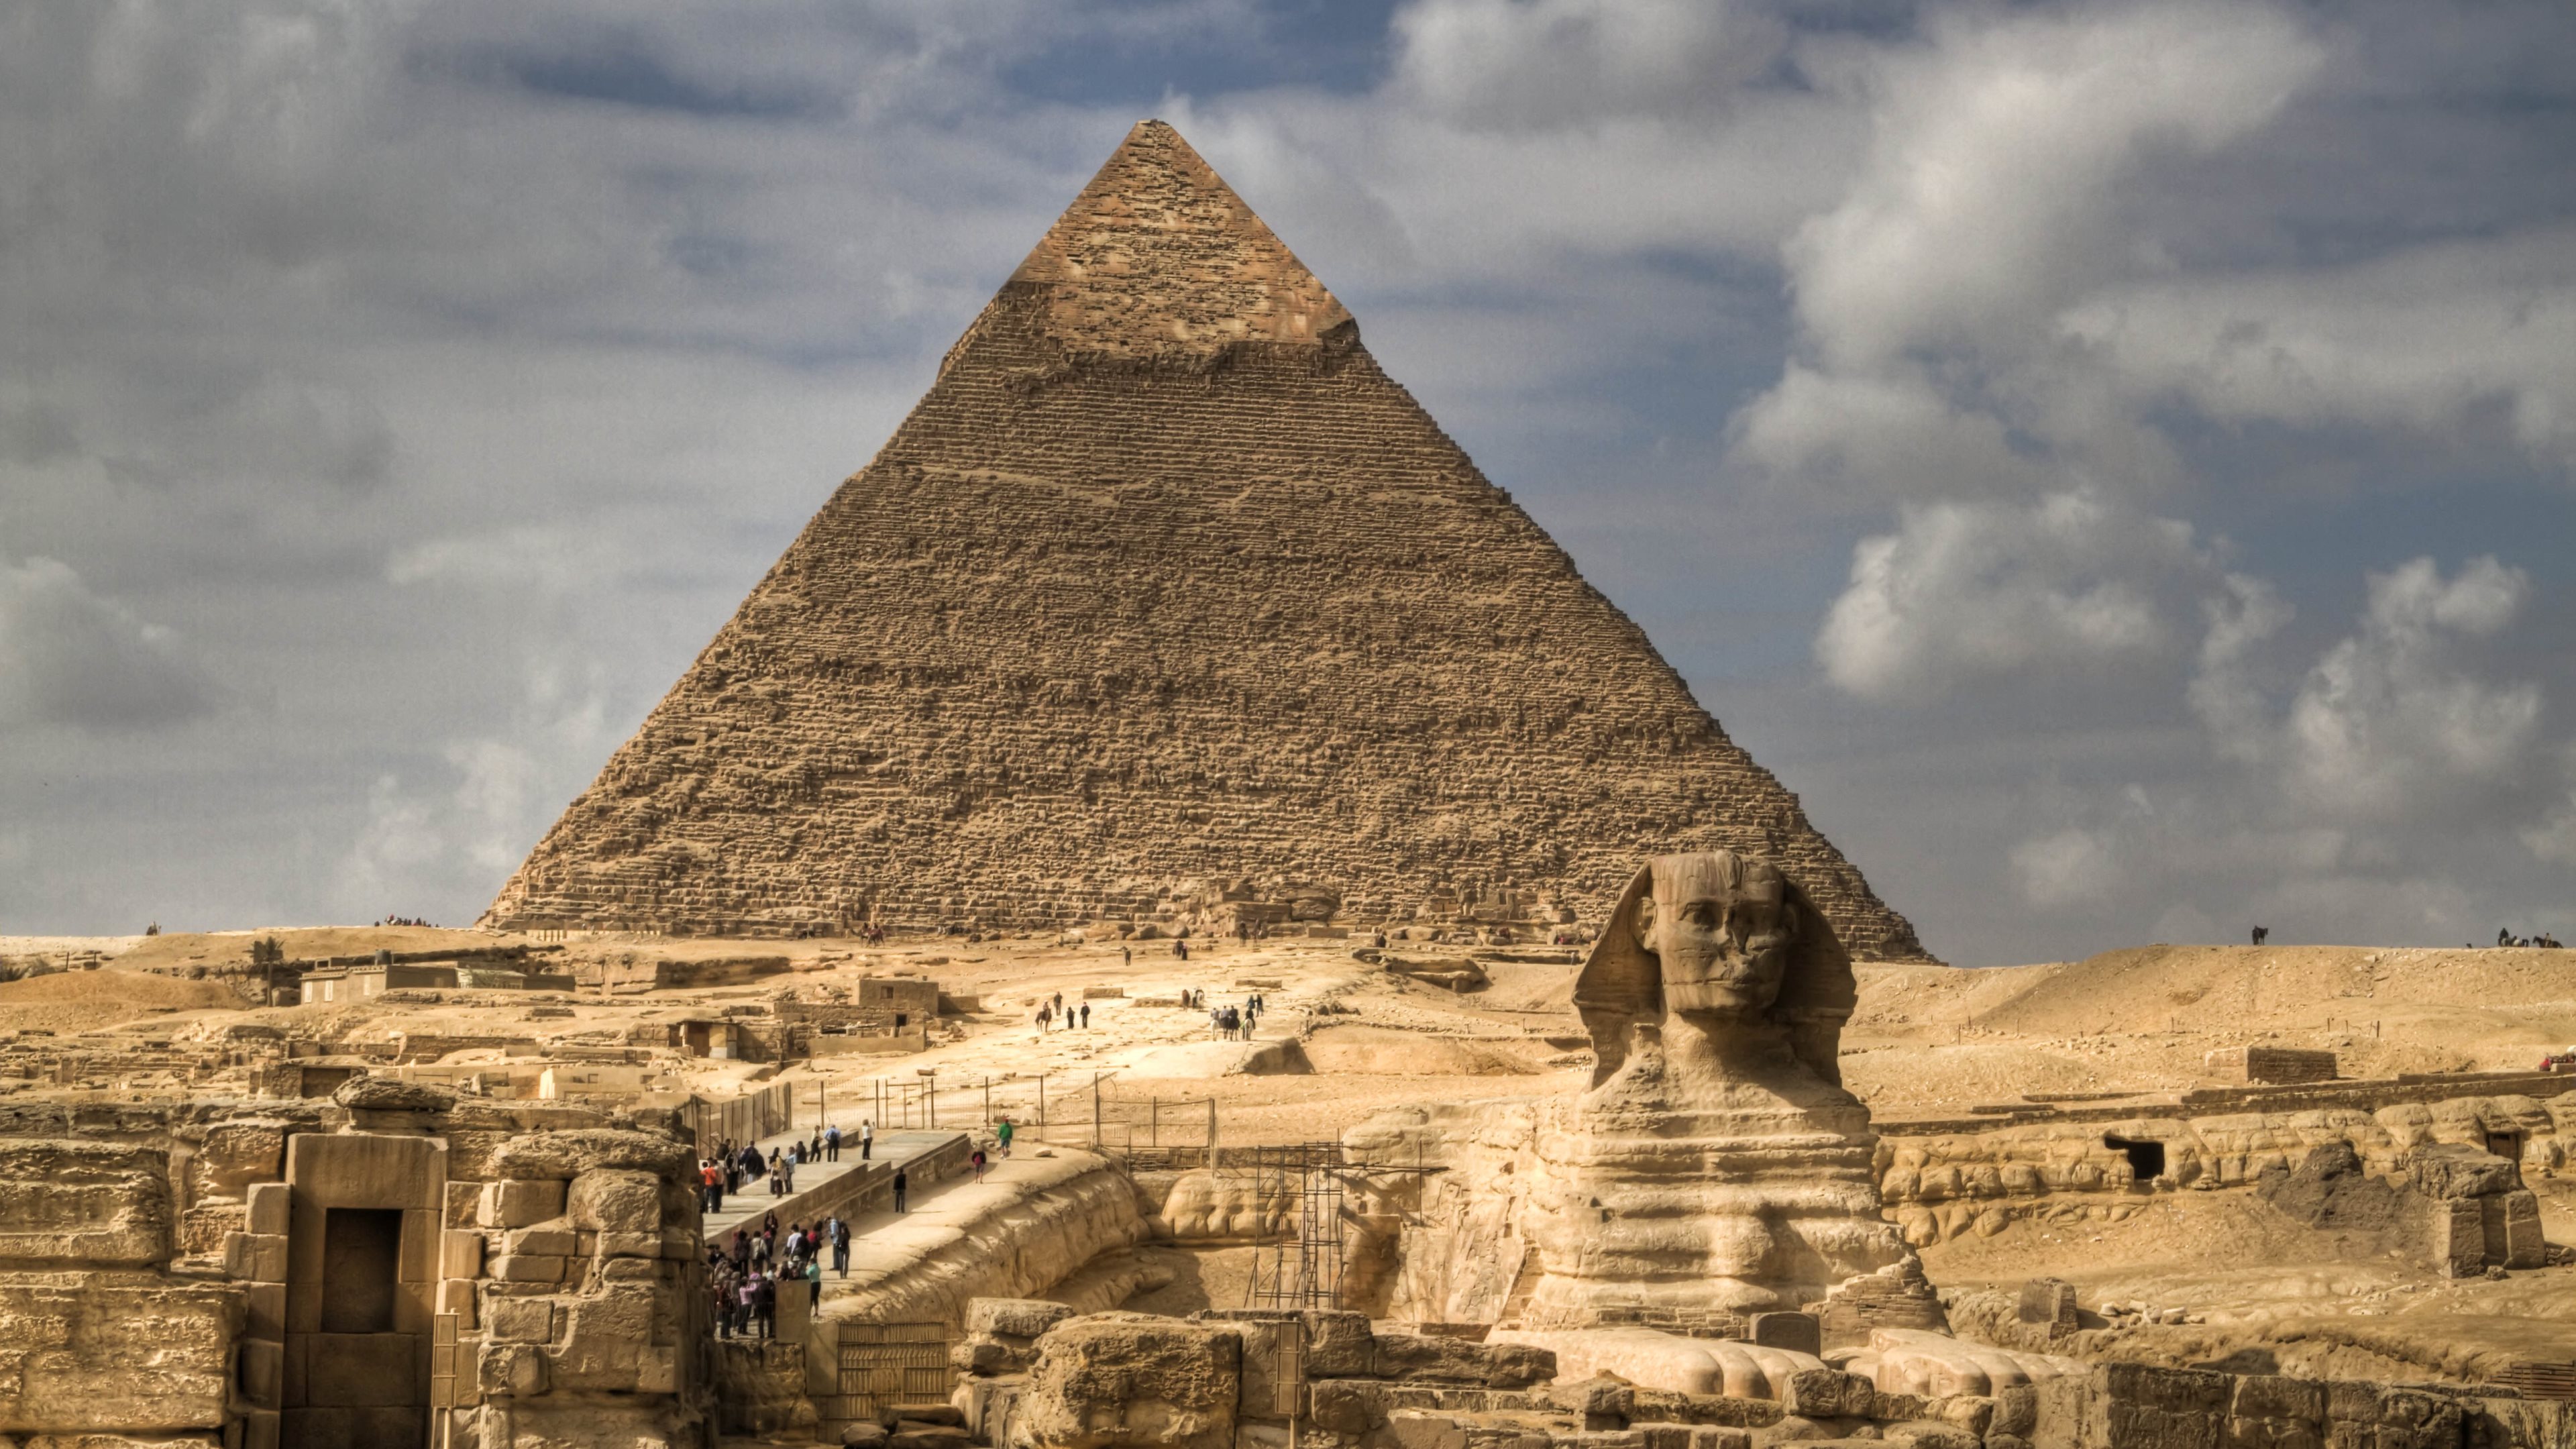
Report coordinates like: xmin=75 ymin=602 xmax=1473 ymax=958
xmin=1515 ymin=851 xmax=1928 ymax=1335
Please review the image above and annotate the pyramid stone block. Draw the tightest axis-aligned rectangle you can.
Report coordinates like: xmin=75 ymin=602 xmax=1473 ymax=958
xmin=484 ymin=120 xmax=1931 ymax=962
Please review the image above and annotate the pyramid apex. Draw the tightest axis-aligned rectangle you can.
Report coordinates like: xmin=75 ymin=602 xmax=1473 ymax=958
xmin=1006 ymin=119 xmax=1352 ymax=358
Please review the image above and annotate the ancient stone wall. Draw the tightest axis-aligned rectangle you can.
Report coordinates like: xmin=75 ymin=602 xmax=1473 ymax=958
xmin=0 ymin=1083 xmax=712 ymax=1449
xmin=1873 ymin=1088 xmax=2571 ymax=1260
xmin=484 ymin=121 xmax=1931 ymax=964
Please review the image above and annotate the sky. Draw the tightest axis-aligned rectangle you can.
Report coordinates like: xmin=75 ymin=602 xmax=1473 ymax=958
xmin=3 ymin=0 xmax=2572 ymax=966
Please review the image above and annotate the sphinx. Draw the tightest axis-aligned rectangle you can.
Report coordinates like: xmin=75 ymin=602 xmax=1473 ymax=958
xmin=1512 ymin=850 xmax=1923 ymax=1338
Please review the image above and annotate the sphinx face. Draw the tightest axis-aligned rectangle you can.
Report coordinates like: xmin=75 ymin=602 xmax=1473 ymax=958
xmin=1633 ymin=858 xmax=1794 ymax=1019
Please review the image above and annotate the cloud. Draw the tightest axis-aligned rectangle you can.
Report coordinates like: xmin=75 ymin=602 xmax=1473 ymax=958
xmin=2275 ymin=556 xmax=2541 ymax=817
xmin=2063 ymin=225 xmax=2576 ymax=472
xmin=1784 ymin=1 xmax=2320 ymax=372
xmin=2010 ymin=826 xmax=2121 ymax=908
xmin=1389 ymin=0 xmax=1786 ymax=130
xmin=0 ymin=554 xmax=213 ymax=731
xmin=1816 ymin=490 xmax=2202 ymax=699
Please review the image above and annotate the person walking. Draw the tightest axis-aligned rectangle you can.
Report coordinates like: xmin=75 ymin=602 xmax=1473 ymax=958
xmin=768 ymin=1155 xmax=786 ymax=1197
xmin=892 ymin=1168 xmax=908 ymax=1213
xmin=753 ymin=1273 xmax=777 ymax=1340
xmin=826 ymin=1123 xmax=841 ymax=1162
xmin=861 ymin=1120 xmax=874 ymax=1160
xmin=971 ymin=1147 xmax=987 ymax=1182
xmin=996 ymin=1118 xmax=1014 ymax=1157
xmin=804 ymin=1256 xmax=822 ymax=1312
xmin=828 ymin=1214 xmax=849 ymax=1275
xmin=1079 ymin=1002 xmax=1089 ymax=1029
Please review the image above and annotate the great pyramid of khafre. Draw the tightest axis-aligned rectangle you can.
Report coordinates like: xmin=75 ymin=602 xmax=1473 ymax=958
xmin=485 ymin=120 xmax=1933 ymax=961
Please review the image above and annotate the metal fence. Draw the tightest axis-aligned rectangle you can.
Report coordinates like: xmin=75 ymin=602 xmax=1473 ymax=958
xmin=676 ymin=1079 xmax=796 ymax=1156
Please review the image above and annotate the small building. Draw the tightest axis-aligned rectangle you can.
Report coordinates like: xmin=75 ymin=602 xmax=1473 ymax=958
xmin=2204 ymin=1045 xmax=2337 ymax=1085
xmin=297 ymin=961 xmax=457 ymax=1005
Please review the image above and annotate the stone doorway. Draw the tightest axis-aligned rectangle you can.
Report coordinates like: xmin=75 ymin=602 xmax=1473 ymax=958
xmin=277 ymin=1133 xmax=443 ymax=1448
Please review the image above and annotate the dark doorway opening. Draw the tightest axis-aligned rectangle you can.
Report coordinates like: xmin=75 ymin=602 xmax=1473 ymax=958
xmin=2104 ymin=1134 xmax=2166 ymax=1183
xmin=2486 ymin=1130 xmax=2526 ymax=1164
xmin=319 ymin=1207 xmax=403 ymax=1334
xmin=895 ymin=1013 xmax=908 ymax=1030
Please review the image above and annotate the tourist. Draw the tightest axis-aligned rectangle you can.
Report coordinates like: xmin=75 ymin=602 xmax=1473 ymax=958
xmin=861 ymin=1119 xmax=875 ymax=1160
xmin=782 ymin=1152 xmax=796 ymax=1193
xmin=804 ymin=1256 xmax=822 ymax=1311
xmin=972 ymin=1147 xmax=987 ymax=1182
xmin=768 ymin=1159 xmax=784 ymax=1197
xmin=1079 ymin=1002 xmax=1089 ymax=1028
xmin=752 ymin=1273 xmax=776 ymax=1340
xmin=893 ymin=1168 xmax=909 ymax=1213
xmin=808 ymin=1128 xmax=823 ymax=1161
xmin=1036 ymin=1004 xmax=1051 ymax=1033
xmin=996 ymin=1118 xmax=1014 ymax=1157
xmin=826 ymin=1124 xmax=842 ymax=1162
xmin=827 ymin=1214 xmax=850 ymax=1275
xmin=728 ymin=1228 xmax=749 ymax=1271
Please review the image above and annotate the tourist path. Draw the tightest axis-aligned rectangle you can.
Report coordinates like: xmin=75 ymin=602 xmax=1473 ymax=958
xmin=701 ymin=1126 xmax=961 ymax=1245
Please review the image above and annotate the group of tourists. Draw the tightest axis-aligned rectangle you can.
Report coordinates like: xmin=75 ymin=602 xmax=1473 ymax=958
xmin=1034 ymin=991 xmax=1091 ymax=1032
xmin=2497 ymin=928 xmax=2565 ymax=949
xmin=375 ymin=914 xmax=434 ymax=928
xmin=706 ymin=1210 xmax=850 ymax=1338
xmin=698 ymin=1122 xmax=880 ymax=1213
xmin=1210 ymin=994 xmax=1263 ymax=1040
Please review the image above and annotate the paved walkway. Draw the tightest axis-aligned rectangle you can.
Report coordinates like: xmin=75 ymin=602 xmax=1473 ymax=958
xmin=701 ymin=1126 xmax=961 ymax=1244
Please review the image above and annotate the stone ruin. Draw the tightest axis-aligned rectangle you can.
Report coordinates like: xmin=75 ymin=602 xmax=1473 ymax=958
xmin=0 ymin=1077 xmax=708 ymax=1448
xmin=479 ymin=119 xmax=1931 ymax=965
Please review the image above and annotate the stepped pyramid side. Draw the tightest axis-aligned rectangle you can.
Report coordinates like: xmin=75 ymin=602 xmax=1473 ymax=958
xmin=484 ymin=121 xmax=1933 ymax=961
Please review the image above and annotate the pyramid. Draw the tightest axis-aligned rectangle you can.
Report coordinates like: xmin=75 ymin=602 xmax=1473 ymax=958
xmin=484 ymin=121 xmax=1933 ymax=961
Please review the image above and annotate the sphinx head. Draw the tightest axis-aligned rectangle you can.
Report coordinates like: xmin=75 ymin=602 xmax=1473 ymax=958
xmin=1573 ymin=849 xmax=1857 ymax=1088
xmin=1629 ymin=852 xmax=1796 ymax=1020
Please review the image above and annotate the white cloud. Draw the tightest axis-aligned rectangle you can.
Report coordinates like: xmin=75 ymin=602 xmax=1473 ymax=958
xmin=2276 ymin=556 xmax=2541 ymax=816
xmin=1785 ymin=1 xmax=2320 ymax=372
xmin=0 ymin=553 xmax=212 ymax=731
xmin=1816 ymin=490 xmax=2201 ymax=699
xmin=1390 ymin=0 xmax=1784 ymax=129
xmin=2010 ymin=825 xmax=2120 ymax=908
xmin=2063 ymin=225 xmax=2576 ymax=471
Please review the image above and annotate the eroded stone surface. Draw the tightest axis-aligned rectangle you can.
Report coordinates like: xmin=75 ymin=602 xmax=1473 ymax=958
xmin=479 ymin=121 xmax=1929 ymax=963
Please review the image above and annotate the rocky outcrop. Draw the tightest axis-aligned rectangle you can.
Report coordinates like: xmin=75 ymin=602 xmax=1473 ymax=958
xmin=480 ymin=119 xmax=1931 ymax=963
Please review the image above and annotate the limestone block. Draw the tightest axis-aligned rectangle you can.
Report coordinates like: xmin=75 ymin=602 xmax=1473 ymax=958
xmin=241 ymin=1407 xmax=282 ymax=1449
xmin=239 ymin=1336 xmax=284 ymax=1408
xmin=598 ymin=1230 xmax=661 ymax=1258
xmin=1022 ymin=1311 xmax=1240 ymax=1449
xmin=488 ymin=1254 xmax=566 ymax=1283
xmin=178 ymin=1203 xmax=246 ymax=1258
xmin=245 ymin=1181 xmax=290 ymax=1235
xmin=284 ymin=1132 xmax=442 ymax=1210
xmin=547 ymin=1283 xmax=660 ymax=1391
xmin=567 ymin=1169 xmax=663 ymax=1234
xmin=443 ymin=1179 xmax=483 ymax=1229
xmin=2407 ymin=1144 xmax=2518 ymax=1199
xmin=479 ymin=1179 xmax=566 ymax=1230
xmin=188 ymin=1120 xmax=288 ymax=1201
xmin=2499 ymin=1189 xmax=2547 ymax=1269
xmin=1306 ymin=1380 xmax=1389 ymax=1437
xmin=1750 ymin=1311 xmax=1821 ymax=1357
xmin=333 ymin=1075 xmax=455 ymax=1114
xmin=436 ymin=1277 xmax=478 ymax=1330
xmin=487 ymin=1295 xmax=556 ymax=1343
xmin=973 ymin=1297 xmax=1080 ymax=1340
xmin=600 ymin=1254 xmax=662 ymax=1282
xmin=502 ymin=1224 xmax=579 ymax=1258
xmin=0 ymin=1280 xmax=236 ymax=1432
xmin=1303 ymin=1311 xmax=1375 ymax=1379
xmin=440 ymin=1228 xmax=485 ymax=1279
xmin=224 ymin=1231 xmax=290 ymax=1284
xmin=479 ymin=1340 xmax=549 ymax=1397
xmin=0 ymin=1140 xmax=173 ymax=1266
xmin=246 ymin=1281 xmax=286 ymax=1340
xmin=2017 ymin=1279 xmax=2077 ymax=1331
xmin=2232 ymin=1375 xmax=2326 ymax=1424
xmin=1778 ymin=1370 xmax=1874 ymax=1419
xmin=487 ymin=1129 xmax=693 ymax=1182
xmin=2430 ymin=1199 xmax=2487 ymax=1279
